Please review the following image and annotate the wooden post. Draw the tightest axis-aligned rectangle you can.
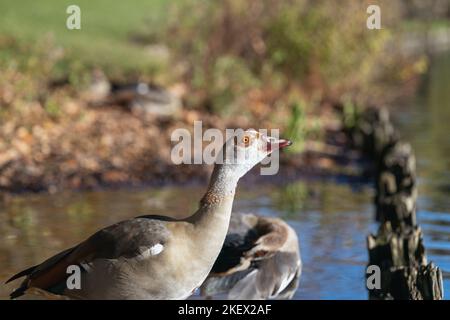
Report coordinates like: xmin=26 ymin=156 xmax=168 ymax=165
xmin=344 ymin=106 xmax=443 ymax=300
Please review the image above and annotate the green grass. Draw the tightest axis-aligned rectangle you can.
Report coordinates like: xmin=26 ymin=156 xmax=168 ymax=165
xmin=285 ymin=101 xmax=306 ymax=154
xmin=0 ymin=0 xmax=171 ymax=79
xmin=400 ymin=19 xmax=450 ymax=32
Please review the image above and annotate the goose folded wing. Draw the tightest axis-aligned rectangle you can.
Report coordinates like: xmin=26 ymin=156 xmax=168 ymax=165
xmin=7 ymin=217 xmax=170 ymax=298
xmin=227 ymin=251 xmax=301 ymax=300
xmin=208 ymin=214 xmax=288 ymax=277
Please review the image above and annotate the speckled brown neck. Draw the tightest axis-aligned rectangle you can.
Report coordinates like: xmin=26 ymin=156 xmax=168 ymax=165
xmin=199 ymin=164 xmax=237 ymax=207
xmin=186 ymin=163 xmax=238 ymax=224
xmin=199 ymin=189 xmax=234 ymax=207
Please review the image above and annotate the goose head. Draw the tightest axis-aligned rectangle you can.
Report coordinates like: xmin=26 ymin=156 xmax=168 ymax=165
xmin=220 ymin=129 xmax=291 ymax=179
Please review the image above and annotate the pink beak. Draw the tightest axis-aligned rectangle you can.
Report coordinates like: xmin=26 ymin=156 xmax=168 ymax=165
xmin=267 ymin=138 xmax=292 ymax=152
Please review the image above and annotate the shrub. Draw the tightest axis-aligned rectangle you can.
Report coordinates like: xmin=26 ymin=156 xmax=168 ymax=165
xmin=141 ymin=0 xmax=403 ymax=119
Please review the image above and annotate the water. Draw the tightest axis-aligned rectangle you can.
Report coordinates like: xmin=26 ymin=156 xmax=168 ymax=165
xmin=0 ymin=182 xmax=375 ymax=300
xmin=0 ymin=53 xmax=449 ymax=300
xmin=393 ymin=52 xmax=450 ymax=297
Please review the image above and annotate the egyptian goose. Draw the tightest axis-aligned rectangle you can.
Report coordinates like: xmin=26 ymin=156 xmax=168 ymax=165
xmin=6 ymin=129 xmax=292 ymax=299
xmin=200 ymin=213 xmax=301 ymax=299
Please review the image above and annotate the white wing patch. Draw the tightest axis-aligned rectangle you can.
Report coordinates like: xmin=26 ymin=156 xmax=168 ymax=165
xmin=149 ymin=243 xmax=164 ymax=255
xmin=137 ymin=243 xmax=164 ymax=260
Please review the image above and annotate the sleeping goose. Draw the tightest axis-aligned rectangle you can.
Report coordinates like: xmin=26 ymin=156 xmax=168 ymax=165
xmin=200 ymin=213 xmax=301 ymax=300
xmin=6 ymin=129 xmax=292 ymax=299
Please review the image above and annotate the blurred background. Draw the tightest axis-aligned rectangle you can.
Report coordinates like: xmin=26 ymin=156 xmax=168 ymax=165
xmin=0 ymin=0 xmax=449 ymax=299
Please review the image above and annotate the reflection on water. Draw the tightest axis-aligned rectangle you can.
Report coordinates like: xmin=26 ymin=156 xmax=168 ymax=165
xmin=1 ymin=52 xmax=449 ymax=300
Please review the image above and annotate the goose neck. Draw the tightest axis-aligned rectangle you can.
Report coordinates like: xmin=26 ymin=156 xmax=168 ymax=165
xmin=200 ymin=164 xmax=238 ymax=207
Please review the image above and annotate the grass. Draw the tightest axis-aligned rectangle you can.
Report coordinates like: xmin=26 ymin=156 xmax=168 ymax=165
xmin=0 ymin=0 xmax=427 ymax=120
xmin=0 ymin=0 xmax=171 ymax=79
xmin=285 ymin=101 xmax=306 ymax=154
xmin=400 ymin=19 xmax=450 ymax=32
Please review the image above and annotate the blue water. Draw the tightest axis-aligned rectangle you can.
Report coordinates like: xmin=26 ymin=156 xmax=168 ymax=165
xmin=232 ymin=181 xmax=377 ymax=299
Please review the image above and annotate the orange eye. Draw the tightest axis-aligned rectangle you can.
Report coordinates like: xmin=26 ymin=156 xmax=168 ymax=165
xmin=242 ymin=136 xmax=250 ymax=145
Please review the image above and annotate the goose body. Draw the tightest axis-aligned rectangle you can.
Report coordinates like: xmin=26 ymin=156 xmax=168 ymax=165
xmin=6 ymin=130 xmax=292 ymax=300
xmin=200 ymin=213 xmax=301 ymax=300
